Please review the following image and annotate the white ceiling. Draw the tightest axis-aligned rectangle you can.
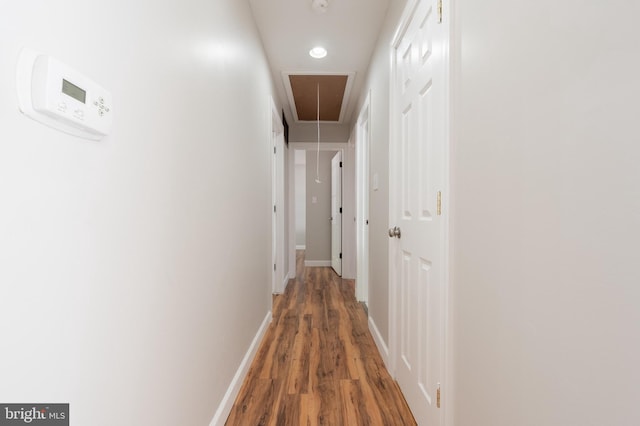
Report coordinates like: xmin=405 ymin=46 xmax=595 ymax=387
xmin=249 ymin=0 xmax=390 ymax=129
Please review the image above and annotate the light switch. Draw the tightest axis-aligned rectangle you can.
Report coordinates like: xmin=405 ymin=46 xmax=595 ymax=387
xmin=312 ymin=196 xmax=317 ymax=204
xmin=373 ymin=173 xmax=379 ymax=191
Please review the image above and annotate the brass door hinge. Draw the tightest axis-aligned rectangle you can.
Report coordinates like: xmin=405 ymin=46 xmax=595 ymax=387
xmin=438 ymin=0 xmax=443 ymax=23
xmin=437 ymin=191 xmax=442 ymax=216
xmin=437 ymin=383 xmax=441 ymax=408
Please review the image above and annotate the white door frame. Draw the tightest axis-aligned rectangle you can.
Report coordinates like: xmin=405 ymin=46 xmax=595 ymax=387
xmin=356 ymin=92 xmax=371 ymax=303
xmin=270 ymin=98 xmax=285 ymax=294
xmin=287 ymin=142 xmax=349 ymax=276
xmin=288 ymin=147 xmax=301 ymax=280
xmin=388 ymin=0 xmax=452 ymax=424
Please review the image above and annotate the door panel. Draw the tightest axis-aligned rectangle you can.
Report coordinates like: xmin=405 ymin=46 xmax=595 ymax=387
xmin=356 ymin=98 xmax=371 ymax=302
xmin=391 ymin=0 xmax=447 ymax=424
xmin=331 ymin=151 xmax=342 ymax=276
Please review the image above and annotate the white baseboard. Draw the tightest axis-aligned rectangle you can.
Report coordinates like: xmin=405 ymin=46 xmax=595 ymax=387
xmin=209 ymin=311 xmax=272 ymax=426
xmin=296 ymin=245 xmax=306 ymax=250
xmin=369 ymin=315 xmax=390 ymax=369
xmin=304 ymin=260 xmax=331 ymax=267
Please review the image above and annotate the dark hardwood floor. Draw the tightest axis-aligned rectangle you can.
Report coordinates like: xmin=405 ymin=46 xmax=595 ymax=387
xmin=226 ymin=251 xmax=416 ymax=425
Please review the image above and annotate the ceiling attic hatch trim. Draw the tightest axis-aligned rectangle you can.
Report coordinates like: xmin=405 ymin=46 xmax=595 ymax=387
xmin=282 ymin=71 xmax=356 ymax=124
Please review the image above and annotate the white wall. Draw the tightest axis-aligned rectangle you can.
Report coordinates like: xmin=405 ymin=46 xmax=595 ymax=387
xmin=0 ymin=1 xmax=274 ymax=425
xmin=451 ymin=1 xmax=640 ymax=425
xmin=290 ymin=122 xmax=351 ymax=143
xmin=351 ymin=0 xmax=407 ymax=346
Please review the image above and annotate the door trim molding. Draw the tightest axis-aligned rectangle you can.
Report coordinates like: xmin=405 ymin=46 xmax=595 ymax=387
xmin=288 ymin=142 xmax=354 ymax=281
xmin=442 ymin=1 xmax=453 ymax=424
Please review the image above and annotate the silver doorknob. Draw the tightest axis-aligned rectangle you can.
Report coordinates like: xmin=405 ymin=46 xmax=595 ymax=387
xmin=388 ymin=226 xmax=401 ymax=238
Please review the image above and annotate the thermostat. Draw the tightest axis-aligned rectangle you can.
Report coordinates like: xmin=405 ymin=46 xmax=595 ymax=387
xmin=16 ymin=48 xmax=112 ymax=141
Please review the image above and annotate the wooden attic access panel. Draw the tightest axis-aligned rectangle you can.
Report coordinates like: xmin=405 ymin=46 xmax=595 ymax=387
xmin=289 ymin=74 xmax=348 ymax=122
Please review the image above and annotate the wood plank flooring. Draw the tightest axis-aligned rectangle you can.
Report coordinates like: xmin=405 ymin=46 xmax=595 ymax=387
xmin=226 ymin=251 xmax=416 ymax=426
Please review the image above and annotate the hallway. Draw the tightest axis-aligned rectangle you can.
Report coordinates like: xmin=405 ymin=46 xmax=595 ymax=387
xmin=2 ymin=1 xmax=639 ymax=425
xmin=226 ymin=251 xmax=416 ymax=425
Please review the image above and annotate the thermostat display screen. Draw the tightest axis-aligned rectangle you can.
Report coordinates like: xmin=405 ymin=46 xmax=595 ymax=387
xmin=62 ymin=79 xmax=86 ymax=103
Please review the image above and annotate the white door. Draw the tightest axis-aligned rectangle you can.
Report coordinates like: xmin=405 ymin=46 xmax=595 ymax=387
xmin=275 ymin=130 xmax=286 ymax=292
xmin=271 ymin=130 xmax=278 ymax=293
xmin=331 ymin=151 xmax=342 ymax=275
xmin=356 ymin=94 xmax=371 ymax=303
xmin=271 ymin=100 xmax=285 ymax=294
xmin=390 ymin=0 xmax=448 ymax=424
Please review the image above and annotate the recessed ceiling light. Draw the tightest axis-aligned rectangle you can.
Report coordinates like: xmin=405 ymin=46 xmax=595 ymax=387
xmin=311 ymin=0 xmax=329 ymax=14
xmin=309 ymin=46 xmax=327 ymax=59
